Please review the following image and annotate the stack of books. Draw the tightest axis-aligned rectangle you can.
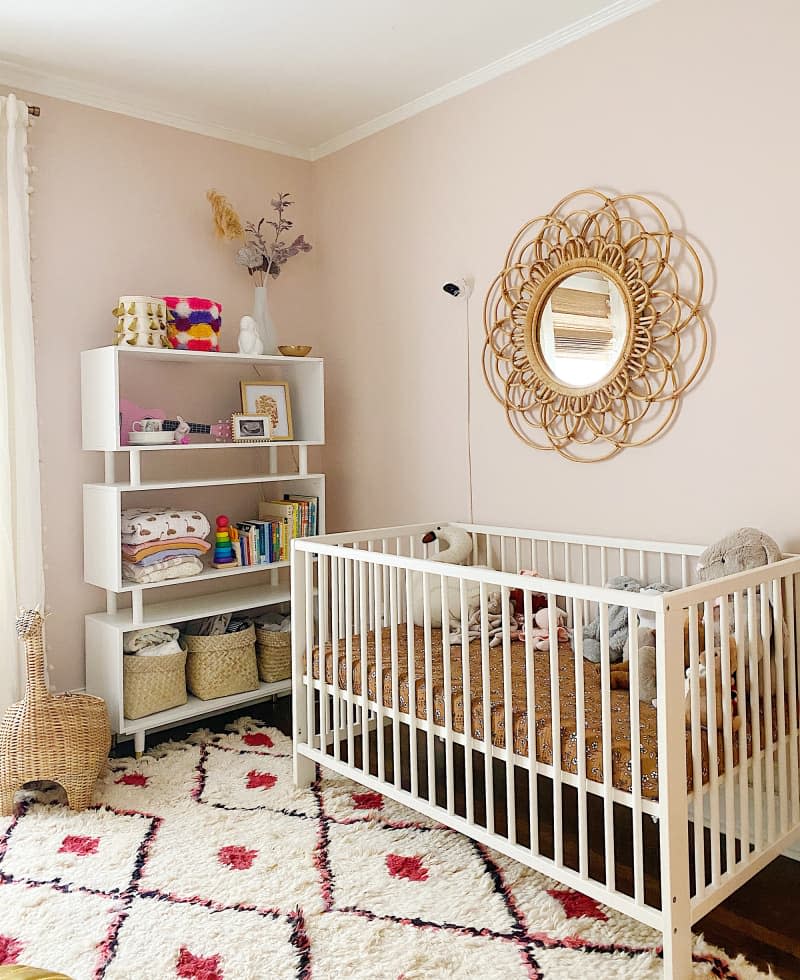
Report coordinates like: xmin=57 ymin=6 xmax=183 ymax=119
xmin=229 ymin=494 xmax=320 ymax=567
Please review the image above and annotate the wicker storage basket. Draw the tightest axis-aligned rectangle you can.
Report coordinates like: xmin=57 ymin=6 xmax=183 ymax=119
xmin=184 ymin=625 xmax=259 ymax=700
xmin=123 ymin=647 xmax=187 ymax=719
xmin=255 ymin=623 xmax=291 ymax=683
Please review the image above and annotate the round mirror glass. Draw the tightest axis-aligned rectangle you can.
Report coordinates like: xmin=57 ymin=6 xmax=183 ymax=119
xmin=537 ymin=270 xmax=630 ymax=387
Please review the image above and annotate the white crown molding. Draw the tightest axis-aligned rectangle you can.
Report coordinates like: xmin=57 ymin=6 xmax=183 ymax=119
xmin=0 ymin=0 xmax=657 ymax=164
xmin=0 ymin=58 xmax=312 ymax=161
xmin=309 ymin=0 xmax=660 ymax=160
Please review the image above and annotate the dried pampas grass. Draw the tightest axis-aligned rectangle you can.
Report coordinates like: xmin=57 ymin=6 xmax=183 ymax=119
xmin=206 ymin=189 xmax=243 ymax=241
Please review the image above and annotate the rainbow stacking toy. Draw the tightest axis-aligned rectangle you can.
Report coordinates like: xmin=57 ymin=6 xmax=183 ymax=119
xmin=212 ymin=515 xmax=237 ymax=567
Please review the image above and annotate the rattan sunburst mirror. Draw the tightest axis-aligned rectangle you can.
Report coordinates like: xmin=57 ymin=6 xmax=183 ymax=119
xmin=483 ymin=189 xmax=707 ymax=462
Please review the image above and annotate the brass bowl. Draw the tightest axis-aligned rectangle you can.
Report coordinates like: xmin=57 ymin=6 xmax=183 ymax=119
xmin=278 ymin=344 xmax=312 ymax=357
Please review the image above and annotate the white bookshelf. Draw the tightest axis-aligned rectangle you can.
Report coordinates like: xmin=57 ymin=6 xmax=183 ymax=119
xmin=81 ymin=345 xmax=325 ymax=754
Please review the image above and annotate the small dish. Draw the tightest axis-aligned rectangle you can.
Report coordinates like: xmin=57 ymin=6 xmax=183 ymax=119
xmin=128 ymin=431 xmax=176 ymax=445
xmin=278 ymin=345 xmax=312 ymax=357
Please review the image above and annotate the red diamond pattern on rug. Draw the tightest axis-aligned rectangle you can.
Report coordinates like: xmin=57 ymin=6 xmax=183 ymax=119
xmin=386 ymin=853 xmax=428 ymax=882
xmin=0 ymin=935 xmax=23 ymax=965
xmin=217 ymin=845 xmax=258 ymax=870
xmin=176 ymin=947 xmax=223 ymax=980
xmin=115 ymin=772 xmax=149 ymax=787
xmin=242 ymin=732 xmax=274 ymax=748
xmin=245 ymin=770 xmax=277 ymax=791
xmin=58 ymin=835 xmax=99 ymax=856
xmin=547 ymin=888 xmax=608 ymax=921
xmin=351 ymin=791 xmax=383 ymax=811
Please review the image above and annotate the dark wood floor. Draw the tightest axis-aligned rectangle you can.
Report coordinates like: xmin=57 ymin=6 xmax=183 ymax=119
xmin=124 ymin=701 xmax=800 ymax=979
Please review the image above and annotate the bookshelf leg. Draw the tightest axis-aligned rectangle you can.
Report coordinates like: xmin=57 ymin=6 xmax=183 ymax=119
xmin=134 ymin=730 xmax=145 ymax=758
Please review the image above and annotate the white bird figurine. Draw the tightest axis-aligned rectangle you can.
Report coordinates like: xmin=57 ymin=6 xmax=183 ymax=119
xmin=409 ymin=524 xmax=482 ymax=627
xmin=237 ymin=315 xmax=264 ymax=355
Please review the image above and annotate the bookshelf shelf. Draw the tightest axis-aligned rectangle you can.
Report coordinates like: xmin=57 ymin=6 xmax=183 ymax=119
xmin=81 ymin=346 xmax=325 ymax=753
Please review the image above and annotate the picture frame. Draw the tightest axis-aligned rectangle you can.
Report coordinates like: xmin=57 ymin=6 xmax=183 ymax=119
xmin=239 ymin=381 xmax=293 ymax=440
xmin=231 ymin=413 xmax=273 ymax=443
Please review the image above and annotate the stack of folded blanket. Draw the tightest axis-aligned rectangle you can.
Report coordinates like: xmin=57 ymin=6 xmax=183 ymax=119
xmin=121 ymin=507 xmax=211 ymax=583
xmin=123 ymin=625 xmax=183 ymax=656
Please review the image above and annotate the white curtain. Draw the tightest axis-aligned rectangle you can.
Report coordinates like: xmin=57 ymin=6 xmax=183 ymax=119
xmin=0 ymin=94 xmax=45 ymax=710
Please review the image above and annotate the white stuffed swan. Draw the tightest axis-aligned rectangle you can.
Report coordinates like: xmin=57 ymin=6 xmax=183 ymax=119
xmin=409 ymin=524 xmax=482 ymax=627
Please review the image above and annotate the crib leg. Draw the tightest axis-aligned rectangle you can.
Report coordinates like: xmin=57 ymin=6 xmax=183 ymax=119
xmin=661 ymin=917 xmax=692 ymax=979
xmin=293 ymin=749 xmax=316 ymax=788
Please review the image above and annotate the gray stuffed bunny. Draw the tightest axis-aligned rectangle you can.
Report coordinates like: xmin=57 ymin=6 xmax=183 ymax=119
xmin=582 ymin=575 xmax=643 ymax=663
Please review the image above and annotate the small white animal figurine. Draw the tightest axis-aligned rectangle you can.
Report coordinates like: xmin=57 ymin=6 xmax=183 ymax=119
xmin=237 ymin=315 xmax=264 ymax=355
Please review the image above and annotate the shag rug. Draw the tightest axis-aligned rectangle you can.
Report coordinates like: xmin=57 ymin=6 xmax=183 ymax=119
xmin=0 ymin=719 xmax=773 ymax=979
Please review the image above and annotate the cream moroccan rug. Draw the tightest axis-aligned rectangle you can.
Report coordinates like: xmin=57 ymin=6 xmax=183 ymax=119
xmin=0 ymin=719 xmax=771 ymax=979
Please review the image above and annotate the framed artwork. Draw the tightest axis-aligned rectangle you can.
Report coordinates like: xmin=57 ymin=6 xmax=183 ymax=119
xmin=231 ymin=414 xmax=273 ymax=442
xmin=239 ymin=381 xmax=293 ymax=440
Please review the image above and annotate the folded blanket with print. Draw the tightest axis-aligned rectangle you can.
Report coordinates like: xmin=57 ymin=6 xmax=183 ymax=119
xmin=121 ymin=507 xmax=211 ymax=583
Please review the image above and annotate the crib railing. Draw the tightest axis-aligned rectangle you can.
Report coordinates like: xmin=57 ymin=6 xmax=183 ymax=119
xmin=291 ymin=523 xmax=800 ymax=977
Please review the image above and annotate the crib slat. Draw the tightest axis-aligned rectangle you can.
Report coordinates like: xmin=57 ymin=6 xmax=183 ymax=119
xmin=747 ymin=587 xmax=763 ymax=851
xmin=480 ymin=582 xmax=495 ymax=835
xmin=318 ymin=555 xmax=330 ymax=756
xmin=331 ymin=557 xmax=341 ymax=762
xmin=441 ymin=574 xmax=455 ymax=816
xmin=600 ymin=547 xmax=608 ymax=588
xmin=305 ymin=553 xmax=315 ymax=752
xmin=423 ymin=571 xmax=435 ymax=805
xmin=546 ymin=541 xmax=553 ymax=578
xmin=619 ymin=547 xmax=626 ymax=577
xmin=760 ymin=584 xmax=775 ymax=843
xmin=787 ymin=576 xmax=800 ymax=826
xmin=688 ymin=603 xmax=705 ymax=897
xmin=659 ymin=552 xmax=667 ymax=584
xmin=460 ymin=579 xmax=475 ymax=825
xmin=598 ymin=602 xmax=615 ymax=891
xmin=718 ymin=597 xmax=736 ymax=874
xmin=772 ymin=578 xmax=788 ymax=836
xmin=581 ymin=544 xmax=590 ymax=624
xmin=571 ymin=599 xmax=587 ymax=879
xmin=638 ymin=549 xmax=646 ymax=584
xmin=548 ymin=592 xmax=563 ymax=867
xmin=374 ymin=552 xmax=386 ymax=782
xmin=405 ymin=562 xmax=419 ymax=797
xmin=345 ymin=556 xmax=355 ymax=764
xmin=359 ymin=560 xmax=370 ymax=776
xmin=502 ymin=585 xmax=516 ymax=845
xmin=525 ymin=589 xmax=539 ymax=856
xmin=733 ymin=591 xmax=749 ymax=867
xmin=704 ymin=599 xmax=721 ymax=887
xmin=681 ymin=554 xmax=689 ymax=589
xmin=627 ymin=606 xmax=644 ymax=906
xmin=390 ymin=563 xmax=401 ymax=789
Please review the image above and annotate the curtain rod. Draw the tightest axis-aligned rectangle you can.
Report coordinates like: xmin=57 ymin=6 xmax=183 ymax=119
xmin=28 ymin=105 xmax=40 ymax=117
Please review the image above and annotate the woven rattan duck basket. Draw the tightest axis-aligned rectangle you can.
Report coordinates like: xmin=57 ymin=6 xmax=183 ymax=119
xmin=123 ymin=646 xmax=187 ymax=719
xmin=183 ymin=625 xmax=258 ymax=700
xmin=0 ymin=610 xmax=111 ymax=815
xmin=254 ymin=623 xmax=291 ymax=683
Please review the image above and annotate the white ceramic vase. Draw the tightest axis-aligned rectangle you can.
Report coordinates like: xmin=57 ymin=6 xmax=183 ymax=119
xmin=252 ymin=285 xmax=278 ymax=354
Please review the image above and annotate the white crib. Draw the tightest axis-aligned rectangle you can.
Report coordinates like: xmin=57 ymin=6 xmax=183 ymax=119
xmin=291 ymin=522 xmax=800 ymax=978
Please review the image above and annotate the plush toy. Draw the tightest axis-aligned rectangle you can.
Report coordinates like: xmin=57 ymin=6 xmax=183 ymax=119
xmin=696 ymin=527 xmax=784 ymax=687
xmin=449 ymin=591 xmax=510 ymax=648
xmin=515 ymin=606 xmax=569 ymax=650
xmin=409 ymin=525 xmax=480 ymax=627
xmin=685 ymin=652 xmax=742 ymax=732
xmin=611 ymin=613 xmax=701 ymax=703
xmin=582 ymin=575 xmax=645 ymax=663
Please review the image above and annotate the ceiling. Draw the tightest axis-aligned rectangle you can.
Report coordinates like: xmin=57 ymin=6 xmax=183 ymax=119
xmin=0 ymin=0 xmax=655 ymax=159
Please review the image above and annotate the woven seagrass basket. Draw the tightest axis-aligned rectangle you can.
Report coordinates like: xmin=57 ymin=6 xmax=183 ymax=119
xmin=255 ymin=623 xmax=291 ymax=683
xmin=123 ymin=647 xmax=187 ymax=719
xmin=184 ymin=625 xmax=259 ymax=700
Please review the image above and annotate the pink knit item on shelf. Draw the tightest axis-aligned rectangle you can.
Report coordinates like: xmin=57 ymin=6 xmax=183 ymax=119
xmin=162 ymin=296 xmax=222 ymax=352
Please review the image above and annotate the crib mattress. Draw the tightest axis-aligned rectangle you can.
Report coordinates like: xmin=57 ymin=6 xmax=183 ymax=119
xmin=311 ymin=624 xmax=760 ymax=801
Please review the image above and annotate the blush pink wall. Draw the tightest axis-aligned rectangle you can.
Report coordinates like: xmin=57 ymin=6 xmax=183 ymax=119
xmin=9 ymin=0 xmax=800 ymax=690
xmin=313 ymin=0 xmax=800 ymax=550
xmin=5 ymin=91 xmax=316 ymax=690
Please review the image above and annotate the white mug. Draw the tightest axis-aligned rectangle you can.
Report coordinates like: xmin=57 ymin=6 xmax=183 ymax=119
xmin=132 ymin=418 xmax=163 ymax=432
